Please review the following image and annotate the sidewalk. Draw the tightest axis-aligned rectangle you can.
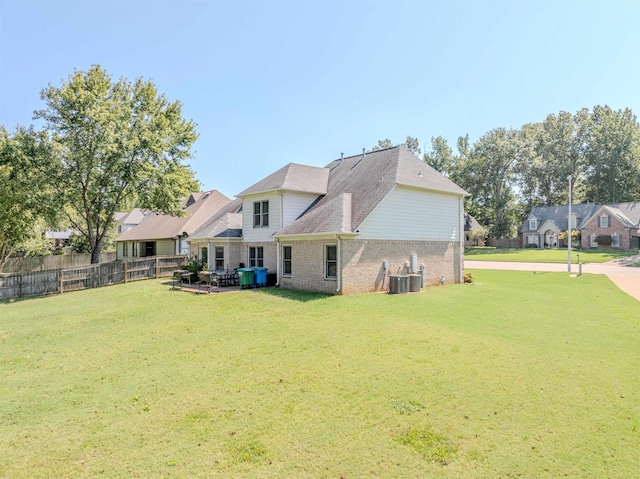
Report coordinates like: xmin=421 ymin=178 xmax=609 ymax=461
xmin=465 ymin=256 xmax=640 ymax=302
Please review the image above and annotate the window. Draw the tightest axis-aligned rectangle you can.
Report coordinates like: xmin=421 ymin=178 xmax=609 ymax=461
xmin=253 ymin=201 xmax=269 ymax=228
xmin=200 ymin=246 xmax=208 ymax=264
xmin=529 ymin=218 xmax=537 ymax=230
xmin=570 ymin=215 xmax=577 ymax=229
xmin=123 ymin=242 xmax=128 ymax=257
xmin=282 ymin=245 xmax=292 ymax=276
xmin=132 ymin=242 xmax=138 ymax=257
xmin=249 ymin=246 xmax=264 ymax=267
xmin=599 ymin=214 xmax=610 ymax=228
xmin=590 ymin=234 xmax=598 ymax=248
xmin=214 ymin=246 xmax=224 ymax=271
xmin=612 ymin=234 xmax=620 ymax=248
xmin=325 ymin=244 xmax=337 ymax=279
xmin=527 ymin=235 xmax=538 ymax=245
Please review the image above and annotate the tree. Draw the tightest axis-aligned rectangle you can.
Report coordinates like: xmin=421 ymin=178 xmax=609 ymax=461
xmin=0 ymin=126 xmax=54 ymax=266
xmin=455 ymin=128 xmax=520 ymax=239
xmin=582 ymin=105 xmax=640 ymax=203
xmin=33 ymin=65 xmax=200 ymax=263
xmin=404 ymin=135 xmax=421 ymax=156
xmin=423 ymin=136 xmax=454 ymax=175
xmin=371 ymin=138 xmax=393 ymax=151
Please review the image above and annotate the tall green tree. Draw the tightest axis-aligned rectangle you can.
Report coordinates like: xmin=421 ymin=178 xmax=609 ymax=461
xmin=582 ymin=105 xmax=640 ymax=203
xmin=423 ymin=136 xmax=454 ymax=175
xmin=0 ymin=126 xmax=54 ymax=266
xmin=456 ymin=128 xmax=520 ymax=238
xmin=33 ymin=65 xmax=200 ymax=263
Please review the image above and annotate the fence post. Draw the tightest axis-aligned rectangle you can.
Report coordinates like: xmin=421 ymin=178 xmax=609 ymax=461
xmin=18 ymin=273 xmax=23 ymax=298
xmin=155 ymin=257 xmax=160 ymax=278
xmin=59 ymin=268 xmax=64 ymax=294
xmin=123 ymin=261 xmax=128 ymax=283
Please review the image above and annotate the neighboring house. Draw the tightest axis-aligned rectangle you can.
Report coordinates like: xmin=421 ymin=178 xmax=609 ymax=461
xmin=114 ymin=208 xmax=148 ymax=234
xmin=522 ymin=202 xmax=640 ymax=250
xmin=189 ymin=146 xmax=468 ymax=294
xmin=115 ymin=190 xmax=232 ymax=260
xmin=45 ymin=230 xmax=74 ymax=250
xmin=464 ymin=214 xmax=484 ymax=246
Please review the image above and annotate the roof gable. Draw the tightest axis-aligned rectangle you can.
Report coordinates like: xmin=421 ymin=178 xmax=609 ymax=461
xmin=236 ymin=163 xmax=329 ymax=197
xmin=117 ymin=190 xmax=232 ymax=241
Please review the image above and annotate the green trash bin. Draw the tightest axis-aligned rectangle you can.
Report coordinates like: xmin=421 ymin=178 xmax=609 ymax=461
xmin=237 ymin=268 xmax=255 ymax=289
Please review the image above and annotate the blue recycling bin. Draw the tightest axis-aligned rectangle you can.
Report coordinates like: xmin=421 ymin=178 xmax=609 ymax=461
xmin=254 ymin=267 xmax=268 ymax=287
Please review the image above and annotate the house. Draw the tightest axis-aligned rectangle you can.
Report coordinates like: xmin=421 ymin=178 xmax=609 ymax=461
xmin=189 ymin=146 xmax=469 ymax=294
xmin=115 ymin=190 xmax=232 ymax=260
xmin=114 ymin=208 xmax=148 ymax=234
xmin=522 ymin=202 xmax=640 ymax=250
xmin=464 ymin=214 xmax=484 ymax=246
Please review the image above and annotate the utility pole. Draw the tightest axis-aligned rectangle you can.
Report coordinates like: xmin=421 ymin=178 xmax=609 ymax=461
xmin=568 ymin=175 xmax=572 ymax=273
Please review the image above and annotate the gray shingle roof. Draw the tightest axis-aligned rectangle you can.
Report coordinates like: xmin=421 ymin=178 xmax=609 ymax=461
xmin=189 ymin=198 xmax=244 ymax=239
xmin=236 ymin=163 xmax=330 ymax=197
xmin=116 ymin=190 xmax=232 ymax=241
xmin=276 ymin=193 xmax=353 ymax=236
xmin=276 ymin=146 xmax=468 ymax=236
xmin=523 ymin=201 xmax=640 ymax=233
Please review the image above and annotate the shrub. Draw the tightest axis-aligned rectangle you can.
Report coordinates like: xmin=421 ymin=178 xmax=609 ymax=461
xmin=180 ymin=255 xmax=206 ymax=281
xmin=595 ymin=234 xmax=612 ymax=247
xmin=525 ymin=243 xmax=538 ymax=249
xmin=463 ymin=272 xmax=474 ymax=283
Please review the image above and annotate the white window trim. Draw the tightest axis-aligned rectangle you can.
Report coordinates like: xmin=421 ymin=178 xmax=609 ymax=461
xmin=599 ymin=214 xmax=609 ymax=228
xmin=253 ymin=201 xmax=269 ymax=228
xmin=527 ymin=235 xmax=538 ymax=245
xmin=214 ymin=246 xmax=225 ymax=271
xmin=612 ymin=233 xmax=620 ymax=248
xmin=248 ymin=246 xmax=264 ymax=268
xmin=325 ymin=244 xmax=337 ymax=280
xmin=282 ymin=245 xmax=292 ymax=276
xmin=529 ymin=218 xmax=537 ymax=230
xmin=590 ymin=234 xmax=598 ymax=248
xmin=569 ymin=215 xmax=577 ymax=229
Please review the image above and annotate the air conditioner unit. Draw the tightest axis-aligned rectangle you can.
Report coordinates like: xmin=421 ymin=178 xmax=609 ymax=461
xmin=389 ymin=275 xmax=409 ymax=294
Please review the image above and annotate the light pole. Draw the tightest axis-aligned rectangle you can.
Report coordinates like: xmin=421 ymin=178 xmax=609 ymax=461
xmin=567 ymin=175 xmax=572 ymax=273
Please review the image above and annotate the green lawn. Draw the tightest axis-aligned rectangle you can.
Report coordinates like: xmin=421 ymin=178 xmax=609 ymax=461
xmin=465 ymin=246 xmax=638 ymax=263
xmin=1 ymin=275 xmax=639 ymax=478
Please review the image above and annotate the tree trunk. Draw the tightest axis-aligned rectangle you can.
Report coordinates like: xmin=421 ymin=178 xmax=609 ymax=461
xmin=90 ymin=239 xmax=103 ymax=264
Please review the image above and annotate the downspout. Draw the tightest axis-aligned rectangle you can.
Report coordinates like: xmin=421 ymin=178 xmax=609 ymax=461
xmin=275 ymin=237 xmax=280 ymax=286
xmin=336 ymin=235 xmax=341 ymax=294
xmin=459 ymin=197 xmax=464 ymax=283
xmin=207 ymin=241 xmax=211 ymax=270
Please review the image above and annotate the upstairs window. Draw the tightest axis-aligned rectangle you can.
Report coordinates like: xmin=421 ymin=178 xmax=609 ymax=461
xmin=569 ymin=215 xmax=577 ymax=229
xmin=529 ymin=218 xmax=537 ymax=230
xmin=598 ymin=214 xmax=610 ymax=228
xmin=253 ymin=201 xmax=269 ymax=228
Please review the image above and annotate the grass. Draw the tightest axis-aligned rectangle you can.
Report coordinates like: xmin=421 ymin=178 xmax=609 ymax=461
xmin=1 ymin=274 xmax=639 ymax=478
xmin=465 ymin=246 xmax=637 ymax=263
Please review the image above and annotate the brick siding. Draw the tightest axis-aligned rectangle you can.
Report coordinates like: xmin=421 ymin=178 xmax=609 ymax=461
xmin=580 ymin=214 xmax=631 ymax=250
xmin=279 ymin=239 xmax=461 ymax=295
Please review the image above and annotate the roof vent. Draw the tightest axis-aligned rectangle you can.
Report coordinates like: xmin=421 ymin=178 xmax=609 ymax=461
xmin=418 ymin=171 xmax=423 ymax=177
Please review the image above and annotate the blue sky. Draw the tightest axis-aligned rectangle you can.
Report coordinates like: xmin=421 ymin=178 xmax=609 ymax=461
xmin=1 ymin=1 xmax=639 ymax=198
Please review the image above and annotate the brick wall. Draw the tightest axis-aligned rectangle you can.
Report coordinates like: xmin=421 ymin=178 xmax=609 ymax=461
xmin=278 ymin=239 xmax=461 ymax=295
xmin=580 ymin=214 xmax=630 ymax=250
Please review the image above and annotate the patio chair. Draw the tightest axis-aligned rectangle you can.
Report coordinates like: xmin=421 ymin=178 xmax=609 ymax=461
xmin=198 ymin=271 xmax=219 ymax=294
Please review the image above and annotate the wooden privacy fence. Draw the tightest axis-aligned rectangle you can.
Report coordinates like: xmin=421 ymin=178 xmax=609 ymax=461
xmin=0 ymin=255 xmax=186 ymax=300
xmin=1 ymin=252 xmax=117 ymax=273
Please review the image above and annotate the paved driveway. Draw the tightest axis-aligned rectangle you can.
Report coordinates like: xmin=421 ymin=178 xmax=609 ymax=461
xmin=465 ymin=255 xmax=640 ymax=302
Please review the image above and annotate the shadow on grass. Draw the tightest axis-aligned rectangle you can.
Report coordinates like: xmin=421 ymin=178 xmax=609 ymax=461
xmin=255 ymin=287 xmax=332 ymax=302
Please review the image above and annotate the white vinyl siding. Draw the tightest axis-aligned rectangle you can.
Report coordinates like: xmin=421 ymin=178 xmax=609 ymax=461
xmin=282 ymin=191 xmax=319 ymax=226
xmin=242 ymin=193 xmax=282 ymax=242
xmin=357 ymin=186 xmax=461 ymax=241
